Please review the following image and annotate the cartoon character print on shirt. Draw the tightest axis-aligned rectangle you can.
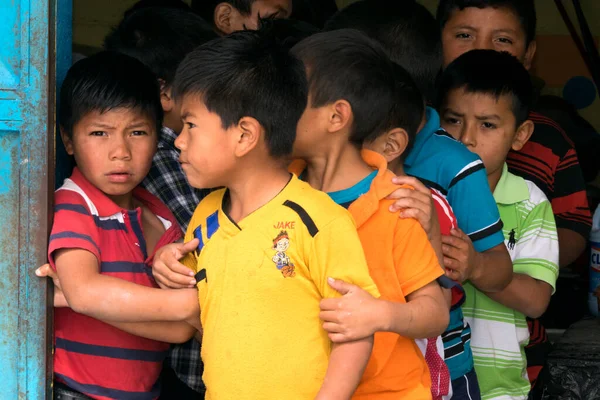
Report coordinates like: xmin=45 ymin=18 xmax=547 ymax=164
xmin=272 ymin=230 xmax=295 ymax=278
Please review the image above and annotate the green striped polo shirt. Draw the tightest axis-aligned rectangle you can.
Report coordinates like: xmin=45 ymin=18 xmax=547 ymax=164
xmin=463 ymin=164 xmax=559 ymax=400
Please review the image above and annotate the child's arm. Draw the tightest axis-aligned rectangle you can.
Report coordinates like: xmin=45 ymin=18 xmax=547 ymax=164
xmin=320 ymin=219 xmax=448 ymax=342
xmin=485 ymin=275 xmax=552 ymax=318
xmin=152 ymin=240 xmax=199 ymax=289
xmin=321 ymin=278 xmax=448 ymax=341
xmin=37 ymin=263 xmax=201 ymax=342
xmin=310 ymin=214 xmax=380 ymax=398
xmin=316 ymin=339 xmax=373 ymax=400
xmin=103 ymin=321 xmax=197 ymax=343
xmin=54 ymin=248 xmax=198 ymax=322
xmin=486 ymin=198 xmax=559 ymax=318
xmin=386 ymin=176 xmax=442 ymax=259
xmin=442 ymin=229 xmax=513 ymax=292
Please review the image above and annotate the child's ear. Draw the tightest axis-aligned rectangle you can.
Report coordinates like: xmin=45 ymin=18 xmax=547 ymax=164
xmin=159 ymin=80 xmax=174 ymax=114
xmin=214 ymin=3 xmax=239 ymax=34
xmin=328 ymin=100 xmax=353 ymax=134
xmin=383 ymin=128 xmax=409 ymax=161
xmin=523 ymin=40 xmax=537 ymax=71
xmin=60 ymin=126 xmax=74 ymax=155
xmin=512 ymin=120 xmax=534 ymax=151
xmin=235 ymin=116 xmax=262 ymax=157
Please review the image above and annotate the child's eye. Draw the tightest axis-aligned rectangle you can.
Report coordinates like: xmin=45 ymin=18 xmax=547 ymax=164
xmin=496 ymin=37 xmax=514 ymax=44
xmin=455 ymin=33 xmax=472 ymax=40
xmin=186 ymin=122 xmax=196 ymax=129
xmin=482 ymin=122 xmax=496 ymax=129
xmin=131 ymin=130 xmax=147 ymax=136
xmin=90 ymin=131 xmax=107 ymax=137
xmin=444 ymin=117 xmax=461 ymax=125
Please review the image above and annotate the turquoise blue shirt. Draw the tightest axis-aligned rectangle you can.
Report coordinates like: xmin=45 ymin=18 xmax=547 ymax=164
xmin=327 ymin=171 xmax=377 ymax=208
xmin=404 ymin=107 xmax=504 ymax=253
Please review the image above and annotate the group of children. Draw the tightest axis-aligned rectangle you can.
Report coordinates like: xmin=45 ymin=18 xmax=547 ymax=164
xmin=37 ymin=0 xmax=594 ymax=399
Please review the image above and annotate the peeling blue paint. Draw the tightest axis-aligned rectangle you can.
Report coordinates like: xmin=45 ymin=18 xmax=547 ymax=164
xmin=0 ymin=0 xmax=68 ymax=398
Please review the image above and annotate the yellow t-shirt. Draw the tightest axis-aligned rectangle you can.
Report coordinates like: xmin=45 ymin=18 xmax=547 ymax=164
xmin=183 ymin=175 xmax=379 ymax=400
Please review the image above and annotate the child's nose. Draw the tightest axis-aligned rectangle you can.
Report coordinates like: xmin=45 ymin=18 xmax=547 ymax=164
xmin=109 ymin=137 xmax=132 ymax=160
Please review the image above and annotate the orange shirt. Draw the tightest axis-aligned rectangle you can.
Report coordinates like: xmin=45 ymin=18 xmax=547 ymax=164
xmin=291 ymin=150 xmax=444 ymax=399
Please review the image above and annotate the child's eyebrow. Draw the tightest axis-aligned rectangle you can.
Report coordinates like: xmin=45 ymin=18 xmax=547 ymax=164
xmin=181 ymin=111 xmax=194 ymax=120
xmin=443 ymin=108 xmax=464 ymax=117
xmin=449 ymin=24 xmax=476 ymax=31
xmin=491 ymin=28 xmax=519 ymax=35
xmin=475 ymin=114 xmax=501 ymax=121
xmin=126 ymin=121 xmax=151 ymax=129
xmin=89 ymin=122 xmax=116 ymax=129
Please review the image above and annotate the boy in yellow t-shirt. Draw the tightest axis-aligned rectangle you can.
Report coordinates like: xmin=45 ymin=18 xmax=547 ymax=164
xmin=160 ymin=29 xmax=379 ymax=400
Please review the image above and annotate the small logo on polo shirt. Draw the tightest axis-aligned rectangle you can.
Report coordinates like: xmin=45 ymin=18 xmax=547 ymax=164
xmin=272 ymin=230 xmax=295 ymax=278
xmin=273 ymin=221 xmax=295 ymax=229
xmin=508 ymin=229 xmax=516 ymax=250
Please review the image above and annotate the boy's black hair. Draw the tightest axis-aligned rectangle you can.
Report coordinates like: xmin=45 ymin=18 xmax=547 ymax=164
xmin=192 ymin=0 xmax=255 ymax=25
xmin=436 ymin=0 xmax=537 ymax=45
xmin=104 ymin=8 xmax=216 ymax=87
xmin=437 ymin=49 xmax=532 ymax=127
xmin=291 ymin=29 xmax=424 ymax=151
xmin=173 ymin=28 xmax=307 ymax=158
xmin=324 ymin=0 xmax=441 ymax=104
xmin=290 ymin=0 xmax=338 ymax=29
xmin=59 ymin=51 xmax=163 ymax=138
xmin=258 ymin=17 xmax=318 ymax=50
xmin=123 ymin=0 xmax=191 ymax=18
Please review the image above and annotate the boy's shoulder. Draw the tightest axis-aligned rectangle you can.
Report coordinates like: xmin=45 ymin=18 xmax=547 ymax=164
xmin=55 ymin=177 xmax=100 ymax=217
xmin=281 ymin=177 xmax=358 ymax=232
xmin=423 ymin=128 xmax=483 ymax=176
xmin=408 ymin=125 xmax=484 ymax=191
xmin=496 ymin=168 xmax=551 ymax=210
xmin=188 ymin=179 xmax=355 ymax=238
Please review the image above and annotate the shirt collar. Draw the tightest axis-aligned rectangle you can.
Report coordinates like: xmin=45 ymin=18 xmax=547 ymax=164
xmin=159 ymin=126 xmax=178 ymax=147
xmin=288 ymin=151 xmax=410 ymax=228
xmin=404 ymin=106 xmax=440 ymax=168
xmin=69 ymin=167 xmax=170 ymax=218
xmin=493 ymin=163 xmax=529 ymax=205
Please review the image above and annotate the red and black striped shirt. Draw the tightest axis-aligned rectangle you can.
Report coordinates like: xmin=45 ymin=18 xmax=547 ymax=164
xmin=507 ymin=111 xmax=592 ymax=237
xmin=48 ymin=168 xmax=182 ymax=400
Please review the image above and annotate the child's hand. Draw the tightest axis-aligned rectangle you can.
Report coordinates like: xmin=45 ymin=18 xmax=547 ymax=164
xmin=153 ymin=239 xmax=199 ymax=289
xmin=36 ymin=263 xmax=61 ymax=289
xmin=387 ymin=176 xmax=438 ymax=240
xmin=320 ymin=277 xmax=382 ymax=343
xmin=442 ymin=228 xmax=480 ymax=283
xmin=35 ymin=264 xmax=69 ymax=307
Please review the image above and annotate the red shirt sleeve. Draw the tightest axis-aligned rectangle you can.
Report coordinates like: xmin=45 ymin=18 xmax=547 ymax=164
xmin=431 ymin=189 xmax=456 ymax=236
xmin=48 ymin=189 xmax=102 ymax=270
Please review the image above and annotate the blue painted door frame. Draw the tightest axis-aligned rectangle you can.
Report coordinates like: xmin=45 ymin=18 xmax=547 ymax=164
xmin=0 ymin=0 xmax=71 ymax=398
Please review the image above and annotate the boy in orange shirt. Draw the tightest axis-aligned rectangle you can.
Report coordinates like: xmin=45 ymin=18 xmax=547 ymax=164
xmin=290 ymin=29 xmax=449 ymax=399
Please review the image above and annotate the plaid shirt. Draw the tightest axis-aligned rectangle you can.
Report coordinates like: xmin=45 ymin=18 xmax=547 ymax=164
xmin=141 ymin=126 xmax=208 ymax=393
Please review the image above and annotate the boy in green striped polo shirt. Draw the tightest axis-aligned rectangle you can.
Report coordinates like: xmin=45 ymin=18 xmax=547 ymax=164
xmin=437 ymin=49 xmax=559 ymax=400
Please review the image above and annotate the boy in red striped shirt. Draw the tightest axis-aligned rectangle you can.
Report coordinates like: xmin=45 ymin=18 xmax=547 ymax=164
xmin=44 ymin=52 xmax=199 ymax=400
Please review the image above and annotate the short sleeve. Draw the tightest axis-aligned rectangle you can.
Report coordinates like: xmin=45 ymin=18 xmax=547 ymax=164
xmin=309 ymin=215 xmax=379 ymax=299
xmin=446 ymin=163 xmax=505 ymax=253
xmin=181 ymin=214 xmax=199 ymax=272
xmin=512 ymin=199 xmax=559 ymax=293
xmin=48 ymin=190 xmax=101 ymax=270
xmin=393 ymin=219 xmax=444 ymax=296
xmin=551 ymin=148 xmax=592 ymax=237
xmin=431 ymin=189 xmax=457 ymax=236
xmin=180 ymin=194 xmax=222 ymax=273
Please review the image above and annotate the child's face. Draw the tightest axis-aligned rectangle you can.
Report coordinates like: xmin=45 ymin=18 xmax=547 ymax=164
xmin=293 ymin=95 xmax=331 ymax=159
xmin=441 ymin=7 xmax=535 ymax=69
xmin=440 ymin=88 xmax=518 ymax=180
xmin=63 ymin=108 xmax=157 ymax=205
xmin=176 ymin=96 xmax=237 ymax=189
xmin=227 ymin=0 xmax=292 ymax=32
